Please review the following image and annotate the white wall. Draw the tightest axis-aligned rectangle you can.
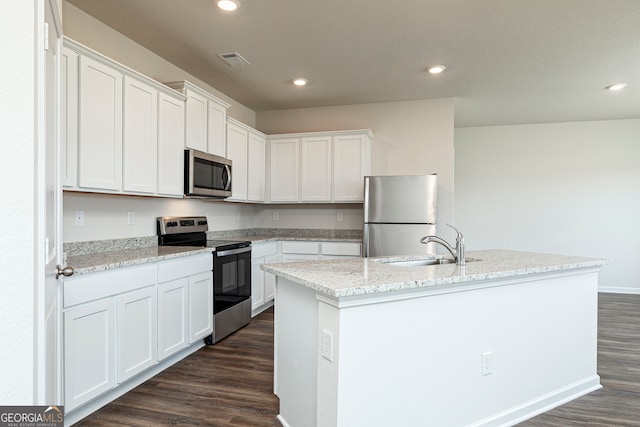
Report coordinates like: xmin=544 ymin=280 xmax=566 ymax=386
xmin=253 ymin=204 xmax=363 ymax=230
xmin=256 ymin=99 xmax=455 ymax=235
xmin=62 ymin=1 xmax=255 ymax=125
xmin=455 ymin=119 xmax=640 ymax=292
xmin=63 ymin=193 xmax=257 ymax=242
xmin=0 ymin=0 xmax=37 ymax=404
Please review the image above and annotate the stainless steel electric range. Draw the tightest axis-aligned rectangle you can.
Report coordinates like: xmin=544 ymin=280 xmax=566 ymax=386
xmin=157 ymin=216 xmax=251 ymax=344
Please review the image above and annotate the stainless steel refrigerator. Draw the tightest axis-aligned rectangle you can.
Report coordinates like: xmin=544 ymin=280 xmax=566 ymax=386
xmin=363 ymin=174 xmax=437 ymax=257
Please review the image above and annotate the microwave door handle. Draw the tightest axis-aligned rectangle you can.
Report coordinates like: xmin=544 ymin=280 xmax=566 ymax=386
xmin=223 ymin=164 xmax=232 ymax=191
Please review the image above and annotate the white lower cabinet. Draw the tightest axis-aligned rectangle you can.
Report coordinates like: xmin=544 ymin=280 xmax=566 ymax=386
xmin=157 ymin=253 xmax=213 ymax=344
xmin=116 ymin=286 xmax=158 ymax=383
xmin=188 ymin=271 xmax=214 ymax=343
xmin=64 ymin=298 xmax=116 ymax=412
xmin=251 ymin=242 xmax=278 ymax=316
xmin=280 ymin=241 xmax=362 ymax=262
xmin=64 ymin=253 xmax=213 ymax=418
xmin=157 ymin=278 xmax=189 ymax=360
xmin=280 ymin=241 xmax=321 ymax=263
xmin=321 ymin=242 xmax=363 ymax=259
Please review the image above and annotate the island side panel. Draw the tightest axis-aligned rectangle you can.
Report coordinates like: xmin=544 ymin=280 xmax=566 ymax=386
xmin=316 ymin=270 xmax=600 ymax=427
xmin=274 ymin=277 xmax=319 ymax=427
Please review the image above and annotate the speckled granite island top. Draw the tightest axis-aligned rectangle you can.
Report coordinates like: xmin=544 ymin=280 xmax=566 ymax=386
xmin=261 ymin=249 xmax=609 ymax=298
xmin=67 ymin=246 xmax=213 ymax=275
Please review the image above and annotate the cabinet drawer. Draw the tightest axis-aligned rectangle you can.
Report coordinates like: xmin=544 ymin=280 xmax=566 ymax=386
xmin=251 ymin=242 xmax=278 ymax=258
xmin=321 ymin=242 xmax=362 ymax=256
xmin=64 ymin=263 xmax=156 ymax=308
xmin=157 ymin=253 xmax=212 ymax=283
xmin=280 ymin=241 xmax=320 ymax=255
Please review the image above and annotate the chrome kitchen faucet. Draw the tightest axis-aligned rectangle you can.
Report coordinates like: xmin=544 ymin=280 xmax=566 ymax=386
xmin=420 ymin=224 xmax=465 ymax=266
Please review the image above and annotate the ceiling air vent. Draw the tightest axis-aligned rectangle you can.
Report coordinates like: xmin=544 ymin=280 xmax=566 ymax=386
xmin=217 ymin=52 xmax=251 ymax=67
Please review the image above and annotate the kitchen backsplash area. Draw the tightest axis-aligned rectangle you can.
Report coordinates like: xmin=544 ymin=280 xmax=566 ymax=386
xmin=63 ymin=192 xmax=364 ymax=243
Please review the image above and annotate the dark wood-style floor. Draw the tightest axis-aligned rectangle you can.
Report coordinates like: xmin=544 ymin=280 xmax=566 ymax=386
xmin=77 ymin=294 xmax=640 ymax=426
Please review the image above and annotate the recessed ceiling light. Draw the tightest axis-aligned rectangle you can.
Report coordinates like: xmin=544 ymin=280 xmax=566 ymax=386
xmin=427 ymin=65 xmax=446 ymax=74
xmin=293 ymin=78 xmax=308 ymax=86
xmin=606 ymin=83 xmax=627 ymax=91
xmin=217 ymin=0 xmax=240 ymax=11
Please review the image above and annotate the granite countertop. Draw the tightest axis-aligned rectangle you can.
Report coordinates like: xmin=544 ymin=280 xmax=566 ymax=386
xmin=261 ymin=249 xmax=610 ymax=298
xmin=64 ymin=228 xmax=363 ymax=275
xmin=234 ymin=234 xmax=362 ymax=244
xmin=207 ymin=228 xmax=362 ymax=244
xmin=67 ymin=246 xmax=213 ymax=275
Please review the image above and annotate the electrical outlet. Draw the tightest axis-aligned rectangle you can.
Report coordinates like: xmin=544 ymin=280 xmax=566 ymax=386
xmin=337 ymin=212 xmax=343 ymax=221
xmin=74 ymin=210 xmax=84 ymax=227
xmin=273 ymin=212 xmax=279 ymax=221
xmin=481 ymin=351 xmax=493 ymax=376
xmin=321 ymin=329 xmax=333 ymax=362
xmin=127 ymin=211 xmax=135 ymax=225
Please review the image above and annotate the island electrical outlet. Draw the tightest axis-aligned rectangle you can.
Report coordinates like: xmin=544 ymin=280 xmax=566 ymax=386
xmin=321 ymin=329 xmax=333 ymax=362
xmin=481 ymin=351 xmax=493 ymax=376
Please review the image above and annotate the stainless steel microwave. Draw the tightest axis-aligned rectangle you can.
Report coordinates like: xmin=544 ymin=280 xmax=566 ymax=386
xmin=184 ymin=149 xmax=232 ymax=198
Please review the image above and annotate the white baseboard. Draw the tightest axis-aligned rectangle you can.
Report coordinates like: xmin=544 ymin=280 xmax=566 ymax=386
xmin=471 ymin=375 xmax=601 ymax=427
xmin=276 ymin=414 xmax=291 ymax=427
xmin=599 ymin=287 xmax=640 ymax=295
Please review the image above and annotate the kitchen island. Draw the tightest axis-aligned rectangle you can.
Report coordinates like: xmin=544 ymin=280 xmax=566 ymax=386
xmin=261 ymin=250 xmax=608 ymax=427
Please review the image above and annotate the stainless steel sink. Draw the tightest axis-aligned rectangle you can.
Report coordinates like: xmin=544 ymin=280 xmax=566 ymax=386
xmin=379 ymin=257 xmax=479 ymax=267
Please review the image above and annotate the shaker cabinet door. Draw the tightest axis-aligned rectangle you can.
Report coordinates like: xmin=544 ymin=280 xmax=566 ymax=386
xmin=188 ymin=271 xmax=214 ymax=343
xmin=158 ymin=92 xmax=185 ymax=196
xmin=270 ymin=138 xmax=300 ymax=202
xmin=78 ymin=55 xmax=123 ymax=190
xmin=184 ymin=89 xmax=208 ymax=152
xmin=226 ymin=122 xmax=249 ymax=201
xmin=116 ymin=286 xmax=158 ymax=383
xmin=157 ymin=279 xmax=189 ymax=360
xmin=301 ymin=136 xmax=332 ymax=202
xmin=123 ymin=76 xmax=158 ymax=194
xmin=333 ymin=134 xmax=367 ymax=202
xmin=247 ymin=132 xmax=266 ymax=202
xmin=64 ymin=298 xmax=116 ymax=412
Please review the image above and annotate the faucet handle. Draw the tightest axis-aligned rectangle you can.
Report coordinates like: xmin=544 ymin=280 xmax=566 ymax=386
xmin=446 ymin=224 xmax=464 ymax=242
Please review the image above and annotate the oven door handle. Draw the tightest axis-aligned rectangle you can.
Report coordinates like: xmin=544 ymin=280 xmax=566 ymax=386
xmin=216 ymin=246 xmax=251 ymax=257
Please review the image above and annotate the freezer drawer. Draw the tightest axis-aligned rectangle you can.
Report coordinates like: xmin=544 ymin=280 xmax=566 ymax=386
xmin=364 ymin=223 xmax=437 ymax=257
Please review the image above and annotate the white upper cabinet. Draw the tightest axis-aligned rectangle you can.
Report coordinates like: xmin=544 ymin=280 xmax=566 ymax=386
xmin=63 ymin=37 xmax=186 ymax=198
xmin=157 ymin=92 xmax=185 ymax=196
xmin=333 ymin=133 xmax=370 ymax=202
xmin=269 ymin=137 xmax=300 ymax=202
xmin=208 ymin=100 xmax=227 ymax=157
xmin=301 ymin=136 xmax=332 ymax=202
xmin=61 ymin=46 xmax=78 ymax=188
xmin=247 ymin=131 xmax=266 ymax=202
xmin=78 ymin=54 xmax=123 ymax=191
xmin=268 ymin=130 xmax=372 ymax=203
xmin=226 ymin=118 xmax=266 ymax=203
xmin=123 ymin=76 xmax=158 ymax=194
xmin=183 ymin=88 xmax=208 ymax=152
xmin=226 ymin=120 xmax=249 ymax=201
xmin=165 ymin=81 xmax=230 ymax=156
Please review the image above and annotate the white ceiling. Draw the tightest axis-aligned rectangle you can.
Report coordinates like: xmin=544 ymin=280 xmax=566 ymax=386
xmin=66 ymin=0 xmax=640 ymax=127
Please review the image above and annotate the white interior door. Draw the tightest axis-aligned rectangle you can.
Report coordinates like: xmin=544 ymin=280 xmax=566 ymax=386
xmin=39 ymin=0 xmax=63 ymax=405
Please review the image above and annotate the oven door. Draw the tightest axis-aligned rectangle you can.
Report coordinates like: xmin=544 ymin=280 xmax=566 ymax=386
xmin=213 ymin=246 xmax=251 ymax=313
